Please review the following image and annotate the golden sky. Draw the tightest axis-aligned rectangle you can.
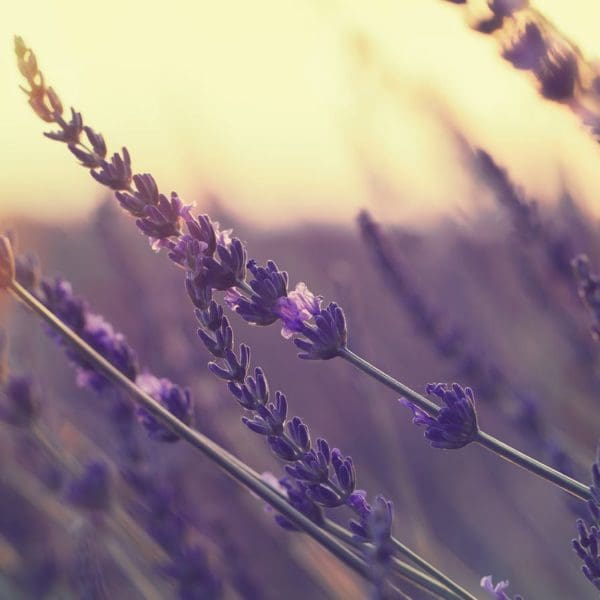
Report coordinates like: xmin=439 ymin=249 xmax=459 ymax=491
xmin=3 ymin=0 xmax=600 ymax=227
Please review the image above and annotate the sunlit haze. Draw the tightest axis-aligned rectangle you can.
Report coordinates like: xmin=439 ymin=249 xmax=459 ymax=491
xmin=3 ymin=0 xmax=600 ymax=227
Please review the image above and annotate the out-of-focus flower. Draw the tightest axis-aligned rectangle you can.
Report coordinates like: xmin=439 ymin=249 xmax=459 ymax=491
xmin=135 ymin=374 xmax=193 ymax=443
xmin=480 ymin=576 xmax=523 ymax=599
xmin=66 ymin=461 xmax=111 ymax=512
xmin=41 ymin=278 xmax=139 ymax=391
xmin=0 ymin=375 xmax=40 ymax=428
xmin=402 ymin=383 xmax=478 ymax=449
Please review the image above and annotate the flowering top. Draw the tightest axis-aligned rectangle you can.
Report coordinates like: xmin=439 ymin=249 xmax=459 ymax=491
xmin=41 ymin=278 xmax=139 ymax=391
xmin=135 ymin=374 xmax=194 ymax=443
xmin=480 ymin=576 xmax=523 ymax=600
xmin=402 ymin=383 xmax=479 ymax=449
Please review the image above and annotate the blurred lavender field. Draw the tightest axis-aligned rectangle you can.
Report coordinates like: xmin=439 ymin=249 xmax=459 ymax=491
xmin=4 ymin=2 xmax=600 ymax=599
xmin=2 ymin=177 xmax=600 ymax=598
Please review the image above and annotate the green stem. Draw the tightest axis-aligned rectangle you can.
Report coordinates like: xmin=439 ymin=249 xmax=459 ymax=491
xmin=7 ymin=279 xmax=461 ymax=600
xmin=339 ymin=347 xmax=591 ymax=502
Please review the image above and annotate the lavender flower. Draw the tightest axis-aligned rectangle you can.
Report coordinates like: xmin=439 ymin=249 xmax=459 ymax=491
xmin=135 ymin=374 xmax=193 ymax=442
xmin=402 ymin=383 xmax=478 ymax=449
xmin=66 ymin=461 xmax=111 ymax=512
xmin=0 ymin=375 xmax=40 ymax=428
xmin=41 ymin=277 xmax=139 ymax=390
xmin=480 ymin=576 xmax=523 ymax=600
xmin=294 ymin=303 xmax=348 ymax=360
xmin=572 ymin=446 xmax=600 ymax=592
xmin=572 ymin=255 xmax=600 ymax=340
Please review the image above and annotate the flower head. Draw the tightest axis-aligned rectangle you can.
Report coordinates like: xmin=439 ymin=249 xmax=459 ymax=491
xmin=294 ymin=303 xmax=347 ymax=360
xmin=402 ymin=383 xmax=478 ymax=449
xmin=275 ymin=282 xmax=322 ymax=339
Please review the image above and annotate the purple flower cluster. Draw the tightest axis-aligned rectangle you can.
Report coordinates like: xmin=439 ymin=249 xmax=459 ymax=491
xmin=40 ymin=277 xmax=138 ymax=391
xmin=195 ymin=297 xmax=389 ymax=539
xmin=402 ymin=383 xmax=479 ymax=450
xmin=572 ymin=447 xmax=600 ymax=592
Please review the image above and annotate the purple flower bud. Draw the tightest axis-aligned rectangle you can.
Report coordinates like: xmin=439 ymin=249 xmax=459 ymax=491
xmin=44 ymin=108 xmax=83 ymax=144
xmin=294 ymin=303 xmax=347 ymax=360
xmin=228 ymin=260 xmax=289 ymax=326
xmin=208 ymin=344 xmax=250 ymax=383
xmin=91 ymin=147 xmax=132 ymax=190
xmin=0 ymin=375 xmax=40 ymax=428
xmin=66 ymin=461 xmax=111 ymax=512
xmin=275 ymin=282 xmax=322 ymax=339
xmin=402 ymin=383 xmax=479 ymax=449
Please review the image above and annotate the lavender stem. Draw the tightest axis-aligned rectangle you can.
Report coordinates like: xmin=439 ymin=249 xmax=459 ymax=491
xmin=5 ymin=279 xmax=464 ymax=600
xmin=338 ymin=347 xmax=591 ymax=501
xmin=324 ymin=521 xmax=477 ymax=600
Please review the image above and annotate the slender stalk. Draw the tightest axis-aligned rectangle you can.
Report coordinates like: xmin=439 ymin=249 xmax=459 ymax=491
xmin=324 ymin=521 xmax=477 ymax=600
xmin=6 ymin=279 xmax=464 ymax=600
xmin=339 ymin=347 xmax=592 ymax=502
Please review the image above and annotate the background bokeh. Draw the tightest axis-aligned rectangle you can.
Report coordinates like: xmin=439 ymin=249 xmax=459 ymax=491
xmin=4 ymin=1 xmax=600 ymax=598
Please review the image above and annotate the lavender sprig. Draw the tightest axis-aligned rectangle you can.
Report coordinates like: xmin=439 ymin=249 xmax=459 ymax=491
xmin=339 ymin=346 xmax=591 ymax=502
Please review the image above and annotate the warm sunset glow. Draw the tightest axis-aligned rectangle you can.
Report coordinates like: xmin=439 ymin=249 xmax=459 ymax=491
xmin=3 ymin=0 xmax=600 ymax=226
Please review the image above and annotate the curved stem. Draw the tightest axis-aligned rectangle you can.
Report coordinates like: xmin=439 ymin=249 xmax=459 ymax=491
xmin=339 ymin=347 xmax=591 ymax=502
xmin=7 ymin=279 xmax=461 ymax=599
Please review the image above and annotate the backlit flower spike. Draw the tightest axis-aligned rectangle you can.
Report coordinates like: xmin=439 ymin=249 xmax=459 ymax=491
xmin=402 ymin=383 xmax=479 ymax=449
